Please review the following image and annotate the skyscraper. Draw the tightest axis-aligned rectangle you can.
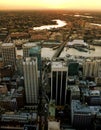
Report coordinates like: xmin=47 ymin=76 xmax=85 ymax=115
xmin=51 ymin=61 xmax=68 ymax=106
xmin=29 ymin=46 xmax=41 ymax=71
xmin=1 ymin=43 xmax=16 ymax=67
xmin=23 ymin=42 xmax=38 ymax=58
xmin=83 ymin=60 xmax=101 ymax=77
xmin=68 ymin=62 xmax=79 ymax=76
xmin=23 ymin=57 xmax=39 ymax=104
xmin=0 ymin=42 xmax=2 ymax=56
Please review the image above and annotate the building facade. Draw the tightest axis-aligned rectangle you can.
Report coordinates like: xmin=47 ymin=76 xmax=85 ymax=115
xmin=22 ymin=42 xmax=38 ymax=58
xmin=1 ymin=43 xmax=16 ymax=67
xmin=83 ymin=60 xmax=101 ymax=77
xmin=51 ymin=61 xmax=68 ymax=106
xmin=23 ymin=57 xmax=38 ymax=104
xmin=29 ymin=46 xmax=41 ymax=71
xmin=48 ymin=121 xmax=60 ymax=130
xmin=0 ymin=42 xmax=2 ymax=56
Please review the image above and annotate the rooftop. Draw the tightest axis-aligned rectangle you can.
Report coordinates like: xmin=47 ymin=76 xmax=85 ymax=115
xmin=72 ymin=100 xmax=101 ymax=114
xmin=23 ymin=42 xmax=39 ymax=47
xmin=2 ymin=43 xmax=15 ymax=47
xmin=90 ymin=90 xmax=100 ymax=96
xmin=24 ymin=57 xmax=37 ymax=63
xmin=51 ymin=61 xmax=67 ymax=71
xmin=29 ymin=46 xmax=41 ymax=54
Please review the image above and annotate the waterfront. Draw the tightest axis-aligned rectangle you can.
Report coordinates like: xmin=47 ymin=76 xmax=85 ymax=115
xmin=60 ymin=45 xmax=101 ymax=58
xmin=32 ymin=18 xmax=101 ymax=58
xmin=16 ymin=45 xmax=101 ymax=59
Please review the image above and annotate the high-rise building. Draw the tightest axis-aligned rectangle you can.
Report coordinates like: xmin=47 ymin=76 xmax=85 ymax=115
xmin=23 ymin=42 xmax=38 ymax=58
xmin=1 ymin=43 xmax=16 ymax=67
xmin=51 ymin=61 xmax=68 ymax=106
xmin=23 ymin=57 xmax=38 ymax=104
xmin=95 ymin=60 xmax=101 ymax=77
xmin=29 ymin=46 xmax=41 ymax=71
xmin=0 ymin=58 xmax=4 ymax=68
xmin=0 ymin=42 xmax=2 ymax=56
xmin=83 ymin=60 xmax=101 ymax=77
xmin=68 ymin=62 xmax=79 ymax=76
xmin=16 ymin=55 xmax=23 ymax=76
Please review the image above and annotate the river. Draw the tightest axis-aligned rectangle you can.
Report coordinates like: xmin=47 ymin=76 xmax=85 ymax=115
xmin=74 ymin=14 xmax=93 ymax=18
xmin=90 ymin=23 xmax=101 ymax=27
xmin=33 ymin=19 xmax=67 ymax=30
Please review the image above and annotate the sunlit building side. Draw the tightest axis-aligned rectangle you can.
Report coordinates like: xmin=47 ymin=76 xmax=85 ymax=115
xmin=23 ymin=57 xmax=38 ymax=104
xmin=1 ymin=43 xmax=16 ymax=67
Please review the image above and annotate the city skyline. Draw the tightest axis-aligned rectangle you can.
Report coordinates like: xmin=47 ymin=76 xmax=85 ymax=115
xmin=0 ymin=0 xmax=101 ymax=11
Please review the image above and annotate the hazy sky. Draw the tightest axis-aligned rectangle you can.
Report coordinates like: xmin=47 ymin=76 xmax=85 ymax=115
xmin=0 ymin=0 xmax=101 ymax=11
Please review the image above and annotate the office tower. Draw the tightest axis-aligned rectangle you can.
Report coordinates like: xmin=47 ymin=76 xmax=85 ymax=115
xmin=95 ymin=60 xmax=101 ymax=77
xmin=83 ymin=60 xmax=94 ymax=77
xmin=0 ymin=42 xmax=2 ymax=56
xmin=83 ymin=60 xmax=101 ymax=77
xmin=68 ymin=62 xmax=79 ymax=76
xmin=0 ymin=59 xmax=4 ymax=68
xmin=1 ymin=43 xmax=16 ymax=67
xmin=29 ymin=46 xmax=41 ymax=71
xmin=16 ymin=55 xmax=23 ymax=76
xmin=51 ymin=61 xmax=68 ymax=106
xmin=23 ymin=57 xmax=38 ymax=104
xmin=23 ymin=42 xmax=38 ymax=58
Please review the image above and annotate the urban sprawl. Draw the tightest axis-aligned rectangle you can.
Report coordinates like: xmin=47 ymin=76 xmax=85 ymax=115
xmin=0 ymin=10 xmax=101 ymax=130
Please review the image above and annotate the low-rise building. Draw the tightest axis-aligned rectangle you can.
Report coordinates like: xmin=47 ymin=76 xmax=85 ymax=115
xmin=48 ymin=121 xmax=60 ymax=130
xmin=0 ymin=85 xmax=8 ymax=94
xmin=71 ymin=100 xmax=101 ymax=129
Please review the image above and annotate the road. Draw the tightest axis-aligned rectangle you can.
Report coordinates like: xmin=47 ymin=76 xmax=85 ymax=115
xmin=52 ymin=30 xmax=72 ymax=59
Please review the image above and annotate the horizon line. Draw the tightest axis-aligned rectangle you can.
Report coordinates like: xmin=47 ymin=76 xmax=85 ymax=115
xmin=0 ymin=8 xmax=101 ymax=12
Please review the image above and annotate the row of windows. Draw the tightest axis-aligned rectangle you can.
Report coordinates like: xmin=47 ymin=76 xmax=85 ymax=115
xmin=3 ymin=55 xmax=15 ymax=58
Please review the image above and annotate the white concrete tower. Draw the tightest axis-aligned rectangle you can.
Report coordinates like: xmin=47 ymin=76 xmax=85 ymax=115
xmin=23 ymin=57 xmax=38 ymax=104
